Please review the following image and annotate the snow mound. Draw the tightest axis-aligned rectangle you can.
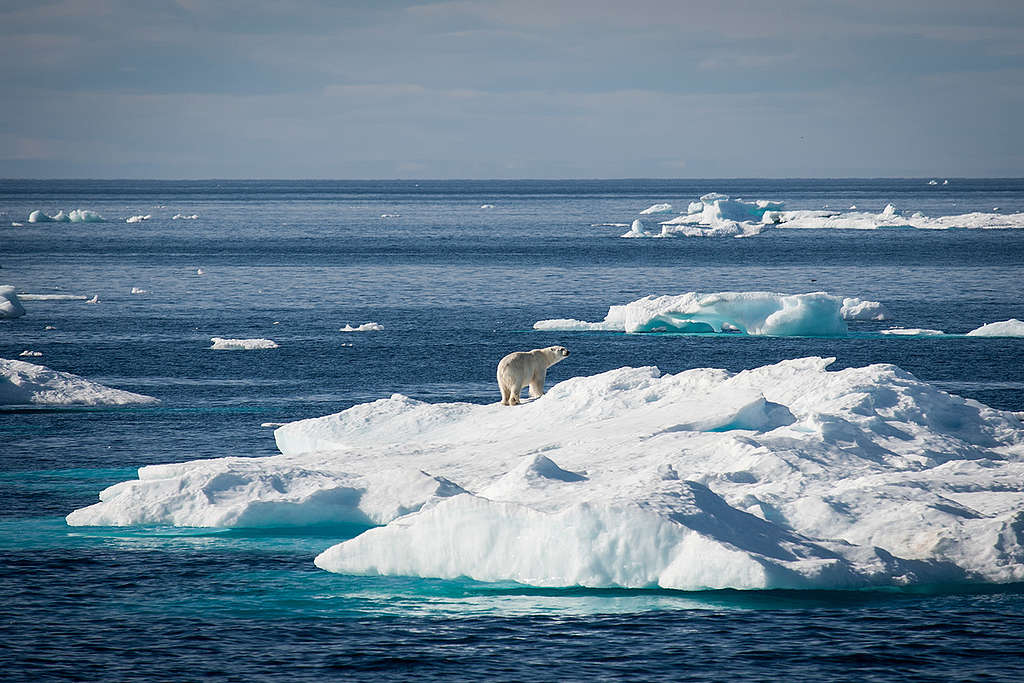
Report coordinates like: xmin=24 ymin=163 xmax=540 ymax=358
xmin=69 ymin=357 xmax=1024 ymax=590
xmin=1 ymin=285 xmax=26 ymax=319
xmin=966 ymin=319 xmax=1024 ymax=337
xmin=1 ymin=358 xmax=158 ymax=406
xmin=209 ymin=337 xmax=279 ymax=350
xmin=639 ymin=203 xmax=673 ymax=214
xmin=28 ymin=209 xmax=103 ymax=223
xmin=534 ymin=291 xmax=865 ymax=336
xmin=339 ymin=323 xmax=383 ymax=332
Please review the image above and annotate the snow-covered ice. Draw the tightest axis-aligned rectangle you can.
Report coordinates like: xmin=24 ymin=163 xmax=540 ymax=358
xmin=534 ymin=291 xmax=888 ymax=336
xmin=68 ymin=357 xmax=1024 ymax=590
xmin=17 ymin=293 xmax=89 ymax=301
xmin=339 ymin=323 xmax=383 ymax=332
xmin=1 ymin=358 xmax=158 ymax=406
xmin=0 ymin=285 xmax=26 ymax=319
xmin=880 ymin=328 xmax=946 ymax=336
xmin=966 ymin=319 xmax=1024 ymax=337
xmin=28 ymin=209 xmax=103 ymax=223
xmin=639 ymin=203 xmax=673 ymax=214
xmin=611 ymin=193 xmax=1024 ymax=237
xmin=209 ymin=337 xmax=279 ymax=350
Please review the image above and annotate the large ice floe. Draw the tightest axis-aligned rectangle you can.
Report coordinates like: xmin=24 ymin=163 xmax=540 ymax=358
xmin=534 ymin=291 xmax=887 ymax=336
xmin=966 ymin=319 xmax=1024 ymax=337
xmin=67 ymin=357 xmax=1024 ymax=590
xmin=0 ymin=285 xmax=26 ymax=319
xmin=1 ymin=358 xmax=158 ymax=406
xmin=620 ymin=193 xmax=1024 ymax=238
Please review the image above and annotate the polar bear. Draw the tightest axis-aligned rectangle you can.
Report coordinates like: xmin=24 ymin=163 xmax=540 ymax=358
xmin=497 ymin=345 xmax=570 ymax=406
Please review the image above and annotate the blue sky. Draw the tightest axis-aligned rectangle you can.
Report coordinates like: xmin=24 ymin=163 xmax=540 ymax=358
xmin=2 ymin=0 xmax=1022 ymax=178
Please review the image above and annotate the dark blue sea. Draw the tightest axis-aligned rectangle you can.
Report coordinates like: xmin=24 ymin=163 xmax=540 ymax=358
xmin=3 ymin=179 xmax=1024 ymax=681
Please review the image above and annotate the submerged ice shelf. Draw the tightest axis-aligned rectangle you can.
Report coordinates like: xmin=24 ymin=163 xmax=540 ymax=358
xmin=68 ymin=358 xmax=1024 ymax=591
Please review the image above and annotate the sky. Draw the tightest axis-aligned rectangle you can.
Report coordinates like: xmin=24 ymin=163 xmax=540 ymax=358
xmin=2 ymin=0 xmax=1023 ymax=179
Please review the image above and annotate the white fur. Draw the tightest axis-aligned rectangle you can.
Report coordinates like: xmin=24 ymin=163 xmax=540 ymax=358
xmin=497 ymin=346 xmax=570 ymax=406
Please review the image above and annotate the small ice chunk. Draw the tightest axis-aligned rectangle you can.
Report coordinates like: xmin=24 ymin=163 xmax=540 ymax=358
xmin=639 ymin=203 xmax=673 ymax=214
xmin=621 ymin=219 xmax=648 ymax=238
xmin=966 ymin=319 xmax=1024 ymax=337
xmin=339 ymin=322 xmax=384 ymax=332
xmin=480 ymin=204 xmax=495 ymax=209
xmin=130 ymin=287 xmax=147 ymax=295
xmin=172 ymin=214 xmax=199 ymax=220
xmin=840 ymin=298 xmax=891 ymax=321
xmin=196 ymin=268 xmax=204 ymax=275
xmin=209 ymin=337 xmax=279 ymax=350
xmin=84 ymin=295 xmax=99 ymax=304
xmin=28 ymin=210 xmax=54 ymax=223
xmin=126 ymin=214 xmax=151 ymax=224
xmin=19 ymin=350 xmax=43 ymax=357
xmin=380 ymin=213 xmax=400 ymax=218
xmin=68 ymin=209 xmax=103 ymax=222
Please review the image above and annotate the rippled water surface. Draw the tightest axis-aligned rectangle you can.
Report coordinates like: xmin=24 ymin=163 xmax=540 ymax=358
xmin=3 ymin=179 xmax=1024 ymax=680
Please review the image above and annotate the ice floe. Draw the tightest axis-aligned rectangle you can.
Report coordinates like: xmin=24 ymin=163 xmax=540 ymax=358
xmin=68 ymin=357 xmax=1024 ymax=590
xmin=17 ymin=293 xmax=90 ymax=301
xmin=126 ymin=214 xmax=151 ymax=223
xmin=28 ymin=209 xmax=103 ymax=223
xmin=1 ymin=358 xmax=158 ymax=406
xmin=0 ymin=285 xmax=26 ymax=319
xmin=18 ymin=350 xmax=43 ymax=357
xmin=339 ymin=323 xmax=383 ymax=332
xmin=639 ymin=203 xmax=673 ymax=214
xmin=534 ymin=291 xmax=887 ymax=336
xmin=616 ymin=193 xmax=1024 ymax=238
xmin=172 ymin=214 xmax=199 ymax=220
xmin=209 ymin=337 xmax=279 ymax=350
xmin=966 ymin=319 xmax=1024 ymax=337
xmin=880 ymin=328 xmax=946 ymax=336
xmin=130 ymin=287 xmax=147 ymax=295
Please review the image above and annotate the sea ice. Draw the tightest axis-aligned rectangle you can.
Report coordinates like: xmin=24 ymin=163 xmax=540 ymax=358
xmin=966 ymin=319 xmax=1024 ymax=337
xmin=130 ymin=287 xmax=147 ymax=295
xmin=68 ymin=357 xmax=1024 ymax=590
xmin=28 ymin=209 xmax=103 ymax=223
xmin=639 ymin=203 xmax=673 ymax=214
xmin=339 ymin=323 xmax=383 ymax=332
xmin=126 ymin=214 xmax=151 ymax=223
xmin=172 ymin=214 xmax=199 ymax=220
xmin=0 ymin=285 xmax=27 ymax=319
xmin=19 ymin=350 xmax=43 ymax=357
xmin=209 ymin=337 xmax=279 ymax=350
xmin=533 ymin=291 xmax=884 ymax=336
xmin=1 ymin=358 xmax=158 ymax=406
xmin=480 ymin=204 xmax=495 ymax=209
xmin=880 ymin=328 xmax=946 ymax=336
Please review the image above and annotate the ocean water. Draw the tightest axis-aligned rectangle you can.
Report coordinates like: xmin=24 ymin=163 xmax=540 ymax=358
xmin=3 ymin=178 xmax=1024 ymax=681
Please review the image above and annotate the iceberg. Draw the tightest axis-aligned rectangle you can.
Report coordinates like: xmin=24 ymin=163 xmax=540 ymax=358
xmin=339 ymin=322 xmax=383 ymax=332
xmin=1 ymin=358 xmax=158 ymax=406
xmin=534 ymin=291 xmax=874 ymax=336
xmin=0 ymin=285 xmax=26 ymax=319
xmin=639 ymin=203 xmax=673 ymax=214
xmin=68 ymin=358 xmax=1024 ymax=590
xmin=209 ymin=337 xmax=279 ymax=350
xmin=648 ymin=193 xmax=784 ymax=238
xmin=966 ymin=319 xmax=1024 ymax=337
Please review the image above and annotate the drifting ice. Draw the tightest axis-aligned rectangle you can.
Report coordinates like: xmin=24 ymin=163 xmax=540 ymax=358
xmin=0 ymin=285 xmax=26 ymax=319
xmin=68 ymin=357 xmax=1024 ymax=590
xmin=340 ymin=323 xmax=383 ymax=332
xmin=126 ymin=214 xmax=151 ymax=223
xmin=1 ymin=358 xmax=158 ymax=406
xmin=28 ymin=209 xmax=103 ymax=223
xmin=639 ymin=203 xmax=673 ymax=214
xmin=533 ymin=291 xmax=889 ymax=336
xmin=966 ymin=319 xmax=1024 ymax=337
xmin=209 ymin=337 xmax=279 ymax=350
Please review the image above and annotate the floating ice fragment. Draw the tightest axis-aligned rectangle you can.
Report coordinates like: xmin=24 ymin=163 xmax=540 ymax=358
xmin=1 ymin=358 xmax=158 ymax=406
xmin=172 ymin=214 xmax=199 ymax=220
xmin=0 ymin=285 xmax=27 ymax=319
xmin=209 ymin=337 xmax=279 ymax=350
xmin=339 ymin=322 xmax=383 ymax=332
xmin=380 ymin=213 xmax=400 ymax=218
xmin=84 ymin=295 xmax=99 ymax=304
xmin=639 ymin=203 xmax=673 ymax=214
xmin=880 ymin=328 xmax=945 ymax=336
xmin=966 ymin=319 xmax=1024 ymax=337
xmin=928 ymin=180 xmax=938 ymax=185
xmin=130 ymin=287 xmax=147 ymax=295
xmin=18 ymin=293 xmax=89 ymax=301
xmin=19 ymin=350 xmax=42 ymax=357
xmin=126 ymin=214 xmax=151 ymax=223
xmin=480 ymin=204 xmax=495 ymax=209
xmin=840 ymin=297 xmax=891 ymax=321
xmin=195 ymin=268 xmax=204 ymax=275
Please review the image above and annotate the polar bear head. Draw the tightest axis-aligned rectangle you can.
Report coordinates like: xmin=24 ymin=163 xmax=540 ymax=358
xmin=541 ymin=346 xmax=570 ymax=366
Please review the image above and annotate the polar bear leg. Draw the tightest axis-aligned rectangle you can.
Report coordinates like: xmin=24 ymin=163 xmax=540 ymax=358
xmin=528 ymin=368 xmax=547 ymax=398
xmin=500 ymin=383 xmax=511 ymax=406
xmin=508 ymin=381 xmax=522 ymax=405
